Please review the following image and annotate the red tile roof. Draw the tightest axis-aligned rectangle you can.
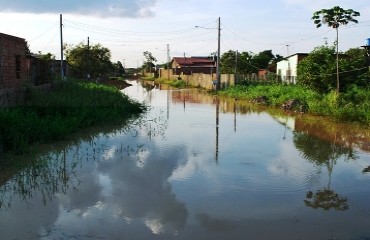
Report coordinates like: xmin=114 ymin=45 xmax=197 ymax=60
xmin=173 ymin=57 xmax=215 ymax=67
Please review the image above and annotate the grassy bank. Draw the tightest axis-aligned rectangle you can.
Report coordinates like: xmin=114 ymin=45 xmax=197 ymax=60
xmin=218 ymin=81 xmax=370 ymax=126
xmin=0 ymin=79 xmax=146 ymax=154
xmin=154 ymin=78 xmax=188 ymax=88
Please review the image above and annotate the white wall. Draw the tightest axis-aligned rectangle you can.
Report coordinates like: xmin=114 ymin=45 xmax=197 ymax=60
xmin=276 ymin=54 xmax=300 ymax=84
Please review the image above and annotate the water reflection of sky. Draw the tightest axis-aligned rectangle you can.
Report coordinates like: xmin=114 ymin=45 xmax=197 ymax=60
xmin=0 ymin=80 xmax=370 ymax=240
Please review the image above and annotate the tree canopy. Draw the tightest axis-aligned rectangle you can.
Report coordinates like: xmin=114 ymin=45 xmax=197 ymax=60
xmin=65 ymin=42 xmax=113 ymax=79
xmin=142 ymin=51 xmax=157 ymax=73
xmin=312 ymin=6 xmax=360 ymax=92
xmin=297 ymin=46 xmax=369 ymax=93
xmin=220 ymin=49 xmax=281 ymax=76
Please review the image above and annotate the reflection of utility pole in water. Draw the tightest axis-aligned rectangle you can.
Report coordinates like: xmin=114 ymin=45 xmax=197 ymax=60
xmin=62 ymin=149 xmax=68 ymax=188
xmin=167 ymin=88 xmax=170 ymax=120
xmin=215 ymin=97 xmax=220 ymax=163
xmin=233 ymin=99 xmax=237 ymax=132
xmin=283 ymin=117 xmax=288 ymax=140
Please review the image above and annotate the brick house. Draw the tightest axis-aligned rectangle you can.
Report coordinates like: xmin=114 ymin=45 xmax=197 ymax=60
xmin=0 ymin=32 xmax=30 ymax=89
xmin=172 ymin=56 xmax=216 ymax=75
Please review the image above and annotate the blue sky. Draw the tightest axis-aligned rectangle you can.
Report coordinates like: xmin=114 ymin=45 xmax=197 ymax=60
xmin=1 ymin=0 xmax=369 ymax=67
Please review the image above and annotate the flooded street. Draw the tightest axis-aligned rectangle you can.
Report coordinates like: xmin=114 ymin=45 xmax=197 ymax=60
xmin=1 ymin=79 xmax=370 ymax=240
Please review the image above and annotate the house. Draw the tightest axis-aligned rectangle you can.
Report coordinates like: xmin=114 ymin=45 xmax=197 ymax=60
xmin=0 ymin=32 xmax=30 ymax=89
xmin=276 ymin=53 xmax=308 ymax=84
xmin=172 ymin=56 xmax=216 ymax=75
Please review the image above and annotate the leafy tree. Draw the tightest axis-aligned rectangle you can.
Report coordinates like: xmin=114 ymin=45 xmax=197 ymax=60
xmin=220 ymin=50 xmax=237 ymax=74
xmin=312 ymin=6 xmax=360 ymax=93
xmin=220 ymin=50 xmax=257 ymax=75
xmin=251 ymin=50 xmax=278 ymax=71
xmin=297 ymin=46 xmax=369 ymax=93
xmin=339 ymin=48 xmax=369 ymax=90
xmin=113 ymin=61 xmax=126 ymax=77
xmin=238 ymin=51 xmax=255 ymax=75
xmin=65 ymin=42 xmax=113 ymax=79
xmin=297 ymin=46 xmax=336 ymax=93
xmin=143 ymin=51 xmax=157 ymax=73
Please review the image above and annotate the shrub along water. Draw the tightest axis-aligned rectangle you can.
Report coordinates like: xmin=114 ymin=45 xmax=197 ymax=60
xmin=0 ymin=79 xmax=146 ymax=154
xmin=218 ymin=81 xmax=370 ymax=126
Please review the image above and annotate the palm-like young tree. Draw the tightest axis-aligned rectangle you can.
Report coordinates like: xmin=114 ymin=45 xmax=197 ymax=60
xmin=312 ymin=6 xmax=360 ymax=93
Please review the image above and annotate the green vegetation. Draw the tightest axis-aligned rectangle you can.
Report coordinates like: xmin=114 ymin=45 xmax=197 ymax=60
xmin=312 ymin=6 xmax=360 ymax=92
xmin=65 ymin=42 xmax=125 ymax=79
xmin=218 ymin=81 xmax=370 ymax=126
xmin=155 ymin=78 xmax=187 ymax=88
xmin=221 ymin=50 xmax=283 ymax=77
xmin=0 ymin=79 xmax=146 ymax=154
xmin=298 ymin=46 xmax=369 ymax=93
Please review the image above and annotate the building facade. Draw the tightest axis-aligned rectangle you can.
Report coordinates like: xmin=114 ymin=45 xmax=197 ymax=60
xmin=276 ymin=53 xmax=308 ymax=84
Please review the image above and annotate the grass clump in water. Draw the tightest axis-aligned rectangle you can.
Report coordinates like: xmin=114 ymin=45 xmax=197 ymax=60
xmin=0 ymin=79 xmax=146 ymax=154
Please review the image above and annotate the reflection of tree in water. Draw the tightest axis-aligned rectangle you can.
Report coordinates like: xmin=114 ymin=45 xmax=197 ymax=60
xmin=304 ymin=189 xmax=348 ymax=211
xmin=293 ymin=131 xmax=354 ymax=211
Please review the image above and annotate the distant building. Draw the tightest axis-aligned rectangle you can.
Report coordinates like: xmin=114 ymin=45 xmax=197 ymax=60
xmin=172 ymin=56 xmax=216 ymax=75
xmin=276 ymin=53 xmax=308 ymax=84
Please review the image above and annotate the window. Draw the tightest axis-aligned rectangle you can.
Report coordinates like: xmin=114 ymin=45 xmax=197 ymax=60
xmin=16 ymin=55 xmax=21 ymax=79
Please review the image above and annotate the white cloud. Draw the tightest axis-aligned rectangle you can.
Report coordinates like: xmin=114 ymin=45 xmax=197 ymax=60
xmin=0 ymin=0 xmax=157 ymax=18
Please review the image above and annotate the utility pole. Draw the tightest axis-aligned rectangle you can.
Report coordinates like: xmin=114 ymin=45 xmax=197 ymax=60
xmin=216 ymin=17 xmax=221 ymax=91
xmin=60 ymin=14 xmax=64 ymax=79
xmin=87 ymin=37 xmax=90 ymax=79
xmin=167 ymin=44 xmax=170 ymax=80
xmin=234 ymin=50 xmax=238 ymax=84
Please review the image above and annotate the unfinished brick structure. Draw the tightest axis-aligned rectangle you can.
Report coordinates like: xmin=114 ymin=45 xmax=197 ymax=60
xmin=0 ymin=32 xmax=30 ymax=89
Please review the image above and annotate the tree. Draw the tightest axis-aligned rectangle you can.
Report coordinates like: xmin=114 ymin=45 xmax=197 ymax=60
xmin=312 ymin=6 xmax=360 ymax=93
xmin=297 ymin=46 xmax=369 ymax=93
xmin=339 ymin=48 xmax=369 ymax=89
xmin=220 ymin=50 xmax=237 ymax=74
xmin=65 ymin=42 xmax=113 ymax=79
xmin=297 ymin=46 xmax=337 ymax=93
xmin=143 ymin=51 xmax=157 ymax=74
xmin=113 ymin=61 xmax=126 ymax=77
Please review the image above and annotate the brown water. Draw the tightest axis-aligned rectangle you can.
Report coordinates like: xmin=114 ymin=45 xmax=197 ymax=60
xmin=0 ymin=79 xmax=370 ymax=240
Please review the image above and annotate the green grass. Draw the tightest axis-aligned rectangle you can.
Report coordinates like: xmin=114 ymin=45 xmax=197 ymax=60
xmin=155 ymin=78 xmax=188 ymax=88
xmin=219 ymin=81 xmax=370 ymax=126
xmin=0 ymin=79 xmax=146 ymax=154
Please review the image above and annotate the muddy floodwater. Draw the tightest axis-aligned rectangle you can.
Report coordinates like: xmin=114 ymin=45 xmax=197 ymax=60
xmin=1 ymin=79 xmax=370 ymax=240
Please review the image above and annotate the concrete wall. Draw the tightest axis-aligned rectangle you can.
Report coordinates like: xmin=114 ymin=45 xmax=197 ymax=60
xmin=176 ymin=73 xmax=235 ymax=90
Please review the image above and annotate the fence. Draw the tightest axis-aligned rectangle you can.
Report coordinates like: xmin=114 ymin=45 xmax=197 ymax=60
xmin=159 ymin=69 xmax=235 ymax=90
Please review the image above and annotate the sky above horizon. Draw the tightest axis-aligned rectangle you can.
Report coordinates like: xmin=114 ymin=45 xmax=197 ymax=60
xmin=1 ymin=0 xmax=369 ymax=68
